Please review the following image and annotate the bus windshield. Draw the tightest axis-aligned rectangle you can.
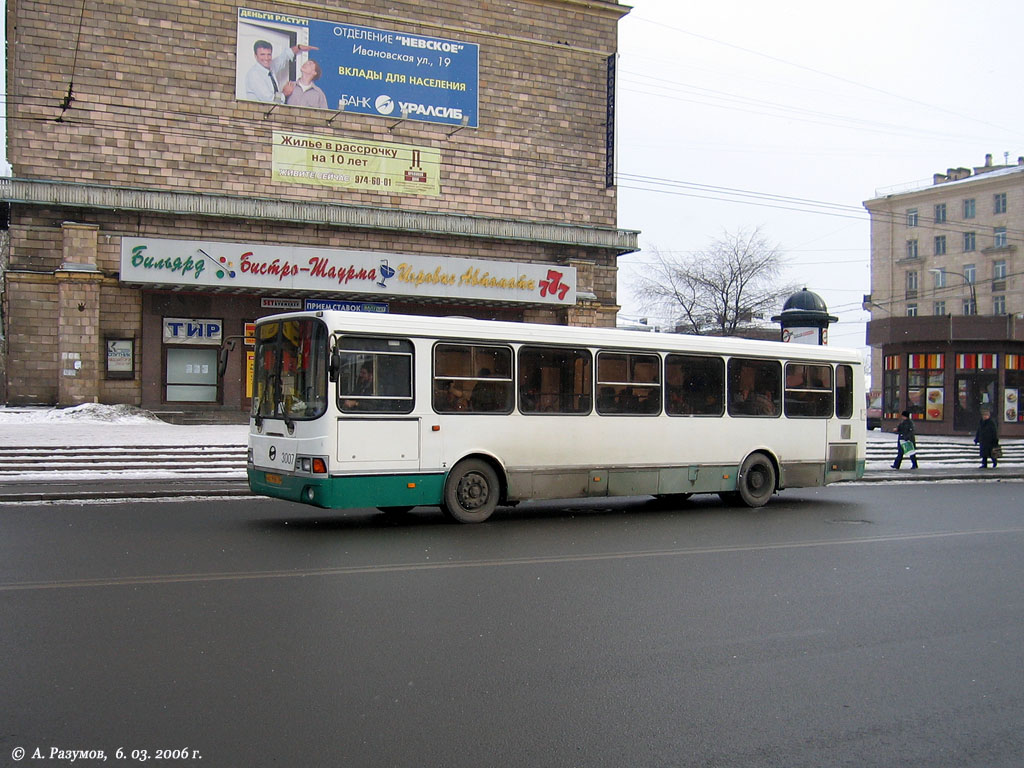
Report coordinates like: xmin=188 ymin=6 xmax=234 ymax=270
xmin=252 ymin=318 xmax=329 ymax=420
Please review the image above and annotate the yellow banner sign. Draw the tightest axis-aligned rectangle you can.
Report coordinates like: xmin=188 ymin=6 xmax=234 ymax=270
xmin=272 ymin=132 xmax=440 ymax=196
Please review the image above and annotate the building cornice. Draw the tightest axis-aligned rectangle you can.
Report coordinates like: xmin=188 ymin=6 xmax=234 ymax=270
xmin=0 ymin=177 xmax=639 ymax=255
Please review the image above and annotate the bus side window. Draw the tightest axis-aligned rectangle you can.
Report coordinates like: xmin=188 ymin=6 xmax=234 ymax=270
xmin=519 ymin=346 xmax=592 ymax=414
xmin=596 ymin=351 xmax=661 ymax=415
xmin=337 ymin=337 xmax=414 ymax=414
xmin=835 ymin=364 xmax=855 ymax=419
xmin=433 ymin=343 xmax=513 ymax=414
xmin=665 ymin=354 xmax=725 ymax=416
xmin=784 ymin=363 xmax=833 ymax=418
xmin=728 ymin=358 xmax=781 ymax=417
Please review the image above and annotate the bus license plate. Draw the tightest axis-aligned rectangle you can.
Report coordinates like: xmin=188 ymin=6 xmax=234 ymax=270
xmin=265 ymin=473 xmax=283 ymax=484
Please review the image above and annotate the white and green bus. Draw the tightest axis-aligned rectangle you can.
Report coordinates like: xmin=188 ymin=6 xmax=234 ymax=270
xmin=246 ymin=311 xmax=865 ymax=522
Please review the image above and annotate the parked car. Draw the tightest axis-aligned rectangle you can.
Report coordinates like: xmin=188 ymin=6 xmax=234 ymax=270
xmin=866 ymin=391 xmax=882 ymax=430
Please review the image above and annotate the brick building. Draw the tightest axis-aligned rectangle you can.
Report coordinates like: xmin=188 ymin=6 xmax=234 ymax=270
xmin=863 ymin=155 xmax=1024 ymax=436
xmin=1 ymin=0 xmax=636 ymax=415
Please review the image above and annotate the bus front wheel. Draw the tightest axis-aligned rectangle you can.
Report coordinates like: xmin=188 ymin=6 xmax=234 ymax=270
xmin=442 ymin=459 xmax=500 ymax=524
xmin=737 ymin=453 xmax=776 ymax=508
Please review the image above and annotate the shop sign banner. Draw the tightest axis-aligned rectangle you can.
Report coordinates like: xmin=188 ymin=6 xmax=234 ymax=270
xmin=163 ymin=318 xmax=224 ymax=346
xmin=272 ymin=132 xmax=440 ymax=195
xmin=235 ymin=8 xmax=479 ymax=127
xmin=122 ymin=238 xmax=576 ymax=306
xmin=305 ymin=300 xmax=388 ymax=313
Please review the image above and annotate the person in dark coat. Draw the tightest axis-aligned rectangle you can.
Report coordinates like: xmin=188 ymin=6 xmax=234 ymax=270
xmin=975 ymin=407 xmax=999 ymax=468
xmin=892 ymin=410 xmax=918 ymax=469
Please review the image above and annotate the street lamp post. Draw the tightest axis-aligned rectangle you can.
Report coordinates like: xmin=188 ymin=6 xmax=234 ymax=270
xmin=928 ymin=268 xmax=977 ymax=315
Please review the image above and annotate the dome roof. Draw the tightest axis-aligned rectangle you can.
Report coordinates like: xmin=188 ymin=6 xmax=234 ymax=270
xmin=782 ymin=287 xmax=828 ymax=312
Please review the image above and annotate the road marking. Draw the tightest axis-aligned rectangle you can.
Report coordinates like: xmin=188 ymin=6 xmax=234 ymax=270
xmin=3 ymin=526 xmax=1024 ymax=593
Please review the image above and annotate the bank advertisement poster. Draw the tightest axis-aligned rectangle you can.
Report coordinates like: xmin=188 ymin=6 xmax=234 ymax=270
xmin=272 ymin=131 xmax=441 ymax=195
xmin=235 ymin=8 xmax=479 ymax=127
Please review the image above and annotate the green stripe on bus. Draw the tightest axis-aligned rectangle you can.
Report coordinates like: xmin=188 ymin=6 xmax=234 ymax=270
xmin=247 ymin=470 xmax=445 ymax=509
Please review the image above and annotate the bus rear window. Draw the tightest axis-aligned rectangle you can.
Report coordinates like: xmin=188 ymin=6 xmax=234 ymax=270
xmin=252 ymin=318 xmax=328 ymax=420
xmin=337 ymin=337 xmax=414 ymax=413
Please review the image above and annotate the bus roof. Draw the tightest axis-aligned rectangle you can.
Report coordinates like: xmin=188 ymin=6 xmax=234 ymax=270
xmin=261 ymin=310 xmax=863 ymax=364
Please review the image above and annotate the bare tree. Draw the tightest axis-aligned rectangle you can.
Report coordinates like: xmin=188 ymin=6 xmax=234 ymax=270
xmin=633 ymin=227 xmax=796 ymax=335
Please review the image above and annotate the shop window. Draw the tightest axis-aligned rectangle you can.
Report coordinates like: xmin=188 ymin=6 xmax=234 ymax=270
xmin=954 ymin=353 xmax=998 ymax=432
xmin=883 ymin=355 xmax=901 ymax=419
xmin=1004 ymin=355 xmax=1024 ymax=424
xmin=665 ymin=354 xmax=724 ymax=416
xmin=907 ymin=354 xmax=945 ymax=422
xmin=166 ymin=348 xmax=219 ymax=403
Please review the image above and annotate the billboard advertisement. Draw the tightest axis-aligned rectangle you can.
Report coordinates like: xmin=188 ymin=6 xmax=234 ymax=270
xmin=235 ymin=8 xmax=479 ymax=127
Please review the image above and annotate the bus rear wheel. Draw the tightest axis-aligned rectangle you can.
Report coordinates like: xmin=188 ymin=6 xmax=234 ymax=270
xmin=737 ymin=453 xmax=776 ymax=508
xmin=442 ymin=459 xmax=500 ymax=523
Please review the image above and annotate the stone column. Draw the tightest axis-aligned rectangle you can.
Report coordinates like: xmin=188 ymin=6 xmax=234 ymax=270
xmin=56 ymin=223 xmax=103 ymax=406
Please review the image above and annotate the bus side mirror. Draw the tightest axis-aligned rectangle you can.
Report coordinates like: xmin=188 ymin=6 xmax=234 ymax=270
xmin=217 ymin=339 xmax=238 ymax=379
xmin=328 ymin=349 xmax=341 ymax=382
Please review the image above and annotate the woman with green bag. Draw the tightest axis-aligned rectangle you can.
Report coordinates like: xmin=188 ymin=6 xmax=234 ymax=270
xmin=892 ymin=410 xmax=918 ymax=470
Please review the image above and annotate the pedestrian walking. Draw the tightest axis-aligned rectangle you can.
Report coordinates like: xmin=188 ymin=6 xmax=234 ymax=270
xmin=974 ymin=406 xmax=999 ymax=468
xmin=892 ymin=410 xmax=918 ymax=469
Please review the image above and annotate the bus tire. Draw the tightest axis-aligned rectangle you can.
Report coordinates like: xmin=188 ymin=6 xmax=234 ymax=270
xmin=442 ymin=459 xmax=500 ymax=524
xmin=737 ymin=453 xmax=776 ymax=508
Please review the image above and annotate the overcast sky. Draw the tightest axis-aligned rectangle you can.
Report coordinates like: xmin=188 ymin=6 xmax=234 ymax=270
xmin=615 ymin=0 xmax=1024 ymax=352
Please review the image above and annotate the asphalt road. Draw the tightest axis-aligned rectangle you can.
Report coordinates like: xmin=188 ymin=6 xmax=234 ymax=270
xmin=2 ymin=482 xmax=1023 ymax=767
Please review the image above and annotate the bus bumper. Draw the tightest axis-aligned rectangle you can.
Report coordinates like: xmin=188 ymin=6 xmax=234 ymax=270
xmin=247 ymin=468 xmax=444 ymax=509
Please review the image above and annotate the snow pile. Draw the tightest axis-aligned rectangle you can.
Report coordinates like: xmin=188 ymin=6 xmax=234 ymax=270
xmin=0 ymin=403 xmax=161 ymax=424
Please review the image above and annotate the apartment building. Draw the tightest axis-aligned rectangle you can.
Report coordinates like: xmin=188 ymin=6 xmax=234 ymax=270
xmin=863 ymin=154 xmax=1024 ymax=436
xmin=1 ymin=0 xmax=636 ymax=415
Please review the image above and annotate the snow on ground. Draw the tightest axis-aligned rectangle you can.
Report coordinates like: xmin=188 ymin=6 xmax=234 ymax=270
xmin=0 ymin=404 xmax=248 ymax=447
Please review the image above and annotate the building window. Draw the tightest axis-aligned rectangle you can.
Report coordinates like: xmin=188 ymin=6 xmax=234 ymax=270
xmin=963 ymin=231 xmax=976 ymax=252
xmin=906 ymin=270 xmax=918 ymax=298
xmin=994 ymin=193 xmax=1007 ymax=214
xmin=933 ymin=300 xmax=946 ymax=315
xmin=934 ymin=235 xmax=946 ymax=255
xmin=905 ymin=239 xmax=919 ymax=260
xmin=964 ymin=264 xmax=976 ymax=284
xmin=993 ymin=259 xmax=1007 ymax=291
xmin=994 ymin=226 xmax=1008 ymax=248
xmin=994 ymin=295 xmax=1006 ymax=315
xmin=963 ymin=198 xmax=976 ymax=219
xmin=906 ymin=303 xmax=918 ymax=317
xmin=963 ymin=297 xmax=977 ymax=315
xmin=934 ymin=203 xmax=946 ymax=223
xmin=932 ymin=269 xmax=947 ymax=289
xmin=906 ymin=209 xmax=919 ymax=227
